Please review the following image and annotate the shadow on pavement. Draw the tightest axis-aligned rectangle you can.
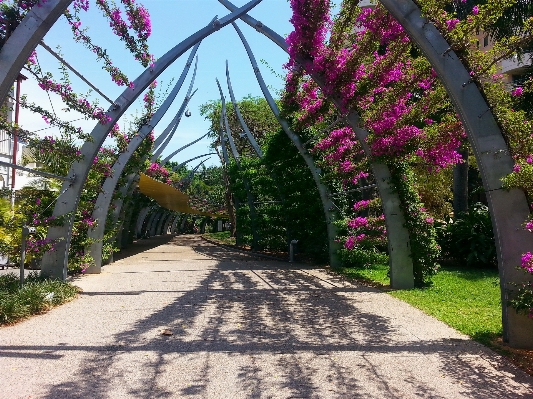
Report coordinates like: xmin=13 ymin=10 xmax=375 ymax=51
xmin=5 ymin=235 xmax=529 ymax=399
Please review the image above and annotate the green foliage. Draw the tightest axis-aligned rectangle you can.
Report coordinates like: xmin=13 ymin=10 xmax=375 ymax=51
xmin=436 ymin=203 xmax=497 ymax=269
xmin=0 ymin=272 xmax=79 ymax=325
xmin=509 ymin=278 xmax=533 ymax=318
xmin=199 ymin=95 xmax=280 ymax=155
xmin=339 ymin=247 xmax=389 ymax=269
xmin=229 ymin=128 xmax=329 ymax=260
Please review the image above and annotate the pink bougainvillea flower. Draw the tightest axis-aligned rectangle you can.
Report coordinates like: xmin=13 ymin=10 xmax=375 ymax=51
xmin=512 ymin=87 xmax=523 ymax=97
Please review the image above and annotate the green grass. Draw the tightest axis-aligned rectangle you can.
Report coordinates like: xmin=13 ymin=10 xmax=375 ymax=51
xmin=0 ymin=272 xmax=79 ymax=325
xmin=203 ymin=231 xmax=236 ymax=246
xmin=335 ymin=264 xmax=502 ymax=346
xmin=335 ymin=263 xmax=390 ymax=286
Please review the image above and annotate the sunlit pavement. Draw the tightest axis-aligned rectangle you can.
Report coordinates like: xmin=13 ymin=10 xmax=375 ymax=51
xmin=0 ymin=234 xmax=531 ymax=398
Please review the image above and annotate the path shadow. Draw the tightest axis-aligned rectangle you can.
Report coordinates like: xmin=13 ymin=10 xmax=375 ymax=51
xmin=6 ymin=235 xmax=529 ymax=398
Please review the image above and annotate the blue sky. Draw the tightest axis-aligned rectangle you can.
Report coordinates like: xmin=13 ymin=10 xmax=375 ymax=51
xmin=19 ymin=0 xmax=294 ymax=168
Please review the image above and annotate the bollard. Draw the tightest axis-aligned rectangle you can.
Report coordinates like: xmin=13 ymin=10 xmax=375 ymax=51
xmin=20 ymin=226 xmax=36 ymax=287
xmin=289 ymin=239 xmax=298 ymax=263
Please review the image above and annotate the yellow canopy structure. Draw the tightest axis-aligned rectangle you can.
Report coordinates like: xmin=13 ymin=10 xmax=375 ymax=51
xmin=138 ymin=173 xmax=226 ymax=218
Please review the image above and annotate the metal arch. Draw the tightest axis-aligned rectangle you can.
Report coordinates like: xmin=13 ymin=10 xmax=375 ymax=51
xmin=218 ymin=0 xmax=288 ymax=52
xmin=145 ymin=210 xmax=159 ymax=237
xmin=151 ymin=88 xmax=198 ymax=162
xmin=220 ymin=1 xmax=413 ymax=288
xmin=152 ymin=55 xmax=199 ymax=159
xmin=380 ymin=0 xmax=533 ymax=347
xmin=172 ymin=153 xmax=217 ymax=171
xmin=216 ymin=74 xmax=261 ymax=249
xmin=0 ymin=0 xmax=73 ymax=104
xmin=40 ymin=0 xmax=264 ymax=279
xmin=178 ymin=159 xmax=209 ymax=186
xmin=216 ymin=78 xmax=240 ymax=161
xmin=152 ymin=54 xmax=199 ymax=149
xmin=161 ymin=132 xmax=209 ymax=165
xmin=85 ymin=45 xmax=200 ymax=273
xmin=218 ymin=101 xmax=231 ymax=166
xmin=231 ymin=21 xmax=341 ymax=268
xmin=163 ymin=212 xmax=177 ymax=235
xmin=226 ymin=60 xmax=263 ymax=158
xmin=135 ymin=207 xmax=151 ymax=238
xmin=156 ymin=210 xmax=170 ymax=235
xmin=170 ymin=214 xmax=181 ymax=234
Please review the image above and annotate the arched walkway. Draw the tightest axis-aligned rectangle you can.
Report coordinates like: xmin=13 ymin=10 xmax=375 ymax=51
xmin=0 ymin=236 xmax=530 ymax=398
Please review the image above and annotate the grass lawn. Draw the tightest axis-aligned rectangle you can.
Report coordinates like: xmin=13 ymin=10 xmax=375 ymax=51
xmin=203 ymin=231 xmax=236 ymax=246
xmin=334 ymin=263 xmax=533 ymax=376
xmin=0 ymin=272 xmax=79 ymax=325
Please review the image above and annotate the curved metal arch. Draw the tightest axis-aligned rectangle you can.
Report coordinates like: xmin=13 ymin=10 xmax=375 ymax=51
xmin=216 ymin=74 xmax=261 ymax=249
xmin=220 ymin=1 xmax=413 ymax=288
xmin=218 ymin=99 xmax=231 ymax=166
xmin=216 ymin=78 xmax=240 ymax=161
xmin=161 ymin=132 xmax=209 ymax=165
xmin=172 ymin=153 xmax=217 ymax=171
xmin=85 ymin=46 xmax=201 ymax=273
xmin=226 ymin=61 xmax=263 ymax=158
xmin=152 ymin=55 xmax=199 ymax=149
xmin=155 ymin=210 xmax=170 ymax=236
xmin=380 ymin=0 xmax=533 ymax=348
xmin=40 ymin=0 xmax=264 ymax=279
xmin=151 ymin=58 xmax=199 ymax=161
xmin=135 ymin=206 xmax=152 ymax=238
xmin=231 ymin=21 xmax=341 ymax=268
xmin=0 ymin=0 xmax=73 ymax=104
xmin=170 ymin=213 xmax=181 ymax=234
xmin=179 ymin=158 xmax=209 ymax=185
xmin=151 ymin=89 xmax=198 ymax=161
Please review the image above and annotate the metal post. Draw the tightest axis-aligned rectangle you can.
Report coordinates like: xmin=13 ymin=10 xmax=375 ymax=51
xmin=20 ymin=227 xmax=27 ymax=287
xmin=289 ymin=239 xmax=298 ymax=263
xmin=19 ymin=226 xmax=35 ymax=287
xmin=11 ymin=74 xmax=25 ymax=190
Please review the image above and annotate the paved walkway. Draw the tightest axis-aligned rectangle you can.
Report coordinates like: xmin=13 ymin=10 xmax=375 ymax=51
xmin=0 ymin=235 xmax=532 ymax=399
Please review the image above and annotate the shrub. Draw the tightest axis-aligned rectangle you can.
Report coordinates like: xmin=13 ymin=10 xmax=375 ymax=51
xmin=436 ymin=203 xmax=497 ymax=268
xmin=0 ymin=272 xmax=79 ymax=324
xmin=339 ymin=247 xmax=389 ymax=268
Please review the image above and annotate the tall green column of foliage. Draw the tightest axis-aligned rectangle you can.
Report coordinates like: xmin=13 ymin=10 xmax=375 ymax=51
xmin=228 ymin=128 xmax=329 ymax=261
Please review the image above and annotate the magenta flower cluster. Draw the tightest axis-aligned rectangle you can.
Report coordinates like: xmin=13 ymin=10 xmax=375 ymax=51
xmin=145 ymin=162 xmax=171 ymax=184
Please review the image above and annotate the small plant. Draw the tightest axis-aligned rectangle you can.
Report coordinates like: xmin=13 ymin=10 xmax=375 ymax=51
xmin=436 ymin=203 xmax=497 ymax=268
xmin=509 ymin=253 xmax=533 ymax=318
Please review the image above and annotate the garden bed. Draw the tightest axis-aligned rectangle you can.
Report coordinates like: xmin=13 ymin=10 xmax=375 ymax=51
xmin=0 ymin=272 xmax=79 ymax=325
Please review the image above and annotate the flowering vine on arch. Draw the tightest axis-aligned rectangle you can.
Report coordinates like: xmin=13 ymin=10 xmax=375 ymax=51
xmin=283 ymin=0 xmax=468 ymax=285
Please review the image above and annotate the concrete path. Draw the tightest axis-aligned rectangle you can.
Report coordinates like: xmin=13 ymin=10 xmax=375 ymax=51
xmin=0 ymin=235 xmax=532 ymax=399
